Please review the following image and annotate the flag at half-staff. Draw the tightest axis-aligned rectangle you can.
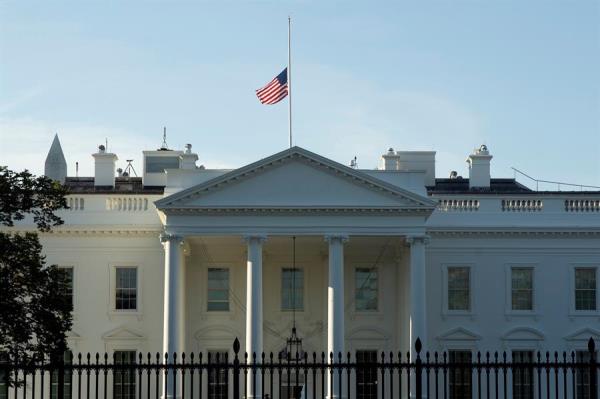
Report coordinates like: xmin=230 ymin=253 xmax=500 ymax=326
xmin=256 ymin=68 xmax=288 ymax=105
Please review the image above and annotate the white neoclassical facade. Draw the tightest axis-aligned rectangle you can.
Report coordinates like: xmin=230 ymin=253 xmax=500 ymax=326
xmin=5 ymin=136 xmax=600 ymax=395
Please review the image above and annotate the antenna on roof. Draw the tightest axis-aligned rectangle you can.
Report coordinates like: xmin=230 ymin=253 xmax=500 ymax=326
xmin=160 ymin=126 xmax=169 ymax=150
xmin=76 ymin=162 xmax=79 ymax=178
xmin=123 ymin=159 xmax=138 ymax=177
xmin=105 ymin=138 xmax=108 ymax=152
xmin=350 ymin=156 xmax=358 ymax=169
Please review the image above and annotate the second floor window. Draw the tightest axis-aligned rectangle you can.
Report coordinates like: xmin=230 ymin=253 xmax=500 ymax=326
xmin=448 ymin=267 xmax=470 ymax=311
xmin=282 ymin=268 xmax=303 ymax=311
xmin=116 ymin=267 xmax=137 ymax=310
xmin=575 ymin=268 xmax=597 ymax=311
xmin=355 ymin=268 xmax=378 ymax=311
xmin=511 ymin=268 xmax=533 ymax=311
xmin=59 ymin=267 xmax=74 ymax=308
xmin=207 ymin=268 xmax=229 ymax=311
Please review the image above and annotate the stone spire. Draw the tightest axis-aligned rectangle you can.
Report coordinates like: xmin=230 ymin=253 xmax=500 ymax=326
xmin=44 ymin=134 xmax=67 ymax=183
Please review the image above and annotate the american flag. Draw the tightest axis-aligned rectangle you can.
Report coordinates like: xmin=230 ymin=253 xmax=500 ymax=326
xmin=256 ymin=68 xmax=288 ymax=105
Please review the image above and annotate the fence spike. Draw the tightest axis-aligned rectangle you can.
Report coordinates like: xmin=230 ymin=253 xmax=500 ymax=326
xmin=415 ymin=337 xmax=422 ymax=354
xmin=233 ymin=337 xmax=240 ymax=354
xmin=589 ymin=337 xmax=596 ymax=353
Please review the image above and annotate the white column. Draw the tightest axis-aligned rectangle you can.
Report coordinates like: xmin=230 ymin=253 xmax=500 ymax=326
xmin=244 ymin=234 xmax=266 ymax=398
xmin=325 ymin=234 xmax=348 ymax=399
xmin=407 ymin=235 xmax=429 ymax=399
xmin=160 ymin=233 xmax=185 ymax=399
xmin=407 ymin=235 xmax=428 ymax=354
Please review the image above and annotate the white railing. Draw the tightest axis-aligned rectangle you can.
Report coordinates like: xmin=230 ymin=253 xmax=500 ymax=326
xmin=564 ymin=199 xmax=600 ymax=212
xmin=437 ymin=199 xmax=479 ymax=211
xmin=67 ymin=197 xmax=85 ymax=211
xmin=501 ymin=199 xmax=543 ymax=212
xmin=106 ymin=197 xmax=149 ymax=211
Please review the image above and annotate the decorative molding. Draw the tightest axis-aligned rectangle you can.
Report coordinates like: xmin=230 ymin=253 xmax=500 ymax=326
xmin=501 ymin=327 xmax=545 ymax=341
xmin=324 ymin=234 xmax=349 ymax=244
xmin=428 ymin=228 xmax=600 ymax=238
xmin=162 ymin=206 xmax=433 ymax=216
xmin=155 ymin=147 xmax=437 ymax=211
xmin=159 ymin=232 xmax=184 ymax=244
xmin=102 ymin=326 xmax=146 ymax=341
xmin=437 ymin=327 xmax=482 ymax=342
xmin=405 ymin=235 xmax=430 ymax=246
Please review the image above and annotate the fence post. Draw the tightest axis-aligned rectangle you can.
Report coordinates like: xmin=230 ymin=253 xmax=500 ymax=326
xmin=589 ymin=338 xmax=597 ymax=399
xmin=233 ymin=338 xmax=240 ymax=399
xmin=415 ymin=338 xmax=422 ymax=399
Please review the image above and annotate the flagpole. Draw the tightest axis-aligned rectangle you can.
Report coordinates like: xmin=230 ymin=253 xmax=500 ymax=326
xmin=288 ymin=16 xmax=292 ymax=148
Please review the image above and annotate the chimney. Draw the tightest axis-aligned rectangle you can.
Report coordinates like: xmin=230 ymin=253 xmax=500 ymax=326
xmin=44 ymin=134 xmax=67 ymax=183
xmin=396 ymin=151 xmax=436 ymax=186
xmin=180 ymin=143 xmax=198 ymax=170
xmin=93 ymin=145 xmax=118 ymax=187
xmin=380 ymin=148 xmax=400 ymax=170
xmin=467 ymin=144 xmax=492 ymax=189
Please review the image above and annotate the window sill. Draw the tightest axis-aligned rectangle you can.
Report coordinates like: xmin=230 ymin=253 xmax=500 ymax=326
xmin=568 ymin=310 xmax=600 ymax=318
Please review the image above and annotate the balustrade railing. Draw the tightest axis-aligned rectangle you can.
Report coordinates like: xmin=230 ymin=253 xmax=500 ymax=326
xmin=1 ymin=338 xmax=597 ymax=399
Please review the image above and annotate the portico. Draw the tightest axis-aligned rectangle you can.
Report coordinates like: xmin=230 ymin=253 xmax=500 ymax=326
xmin=155 ymin=147 xmax=436 ymax=397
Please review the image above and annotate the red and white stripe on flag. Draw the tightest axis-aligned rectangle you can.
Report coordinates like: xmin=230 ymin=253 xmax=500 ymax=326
xmin=256 ymin=68 xmax=288 ymax=105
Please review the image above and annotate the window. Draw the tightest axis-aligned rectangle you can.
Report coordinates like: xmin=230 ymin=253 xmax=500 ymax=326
xmin=207 ymin=268 xmax=229 ymax=311
xmin=50 ymin=351 xmax=73 ymax=399
xmin=356 ymin=350 xmax=378 ymax=399
xmin=511 ymin=268 xmax=533 ymax=311
xmin=59 ymin=267 xmax=74 ymax=308
xmin=282 ymin=268 xmax=303 ymax=311
xmin=512 ymin=351 xmax=534 ymax=399
xmin=448 ymin=267 xmax=470 ymax=311
xmin=576 ymin=350 xmax=597 ymax=399
xmin=0 ymin=353 xmax=7 ymax=399
xmin=575 ymin=268 xmax=597 ymax=311
xmin=448 ymin=350 xmax=472 ymax=399
xmin=145 ymin=156 xmax=180 ymax=173
xmin=355 ymin=268 xmax=378 ymax=311
xmin=113 ymin=351 xmax=136 ymax=399
xmin=116 ymin=267 xmax=137 ymax=310
xmin=208 ymin=351 xmax=228 ymax=399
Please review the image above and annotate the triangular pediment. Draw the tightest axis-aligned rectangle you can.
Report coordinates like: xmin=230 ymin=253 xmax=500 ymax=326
xmin=102 ymin=326 xmax=146 ymax=341
xmin=437 ymin=327 xmax=482 ymax=341
xmin=156 ymin=147 xmax=436 ymax=212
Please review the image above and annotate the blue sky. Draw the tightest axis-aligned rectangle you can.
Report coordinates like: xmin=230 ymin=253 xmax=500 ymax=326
xmin=1 ymin=1 xmax=599 ymax=188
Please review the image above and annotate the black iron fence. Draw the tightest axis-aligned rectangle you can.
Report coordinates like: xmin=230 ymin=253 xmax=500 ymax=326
xmin=0 ymin=338 xmax=597 ymax=399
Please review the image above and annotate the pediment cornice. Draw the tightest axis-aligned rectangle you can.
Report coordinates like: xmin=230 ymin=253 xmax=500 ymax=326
xmin=156 ymin=147 xmax=437 ymax=212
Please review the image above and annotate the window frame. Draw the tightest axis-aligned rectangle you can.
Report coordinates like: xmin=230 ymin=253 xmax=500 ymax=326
xmin=511 ymin=350 xmax=535 ymax=399
xmin=207 ymin=350 xmax=229 ymax=399
xmin=505 ymin=264 xmax=537 ymax=316
xmin=112 ymin=350 xmax=137 ymax=399
xmin=58 ymin=266 xmax=76 ymax=314
xmin=207 ymin=267 xmax=230 ymax=312
xmin=569 ymin=265 xmax=599 ymax=316
xmin=447 ymin=349 xmax=473 ymax=399
xmin=354 ymin=267 xmax=379 ymax=312
xmin=281 ymin=267 xmax=305 ymax=312
xmin=109 ymin=264 xmax=142 ymax=316
xmin=442 ymin=264 xmax=474 ymax=316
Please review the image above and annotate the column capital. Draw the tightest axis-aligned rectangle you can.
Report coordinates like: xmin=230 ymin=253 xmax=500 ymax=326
xmin=160 ymin=232 xmax=184 ymax=245
xmin=242 ymin=234 xmax=267 ymax=244
xmin=324 ymin=234 xmax=349 ymax=244
xmin=405 ymin=234 xmax=430 ymax=246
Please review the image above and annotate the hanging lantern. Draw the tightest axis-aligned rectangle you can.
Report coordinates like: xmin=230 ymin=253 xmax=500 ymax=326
xmin=281 ymin=237 xmax=304 ymax=362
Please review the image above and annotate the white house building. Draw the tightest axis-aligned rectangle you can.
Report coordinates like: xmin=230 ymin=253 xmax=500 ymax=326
xmin=4 ymin=135 xmax=600 ymax=398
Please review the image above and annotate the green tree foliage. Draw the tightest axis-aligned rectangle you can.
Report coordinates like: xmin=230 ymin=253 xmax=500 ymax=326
xmin=0 ymin=166 xmax=72 ymax=367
